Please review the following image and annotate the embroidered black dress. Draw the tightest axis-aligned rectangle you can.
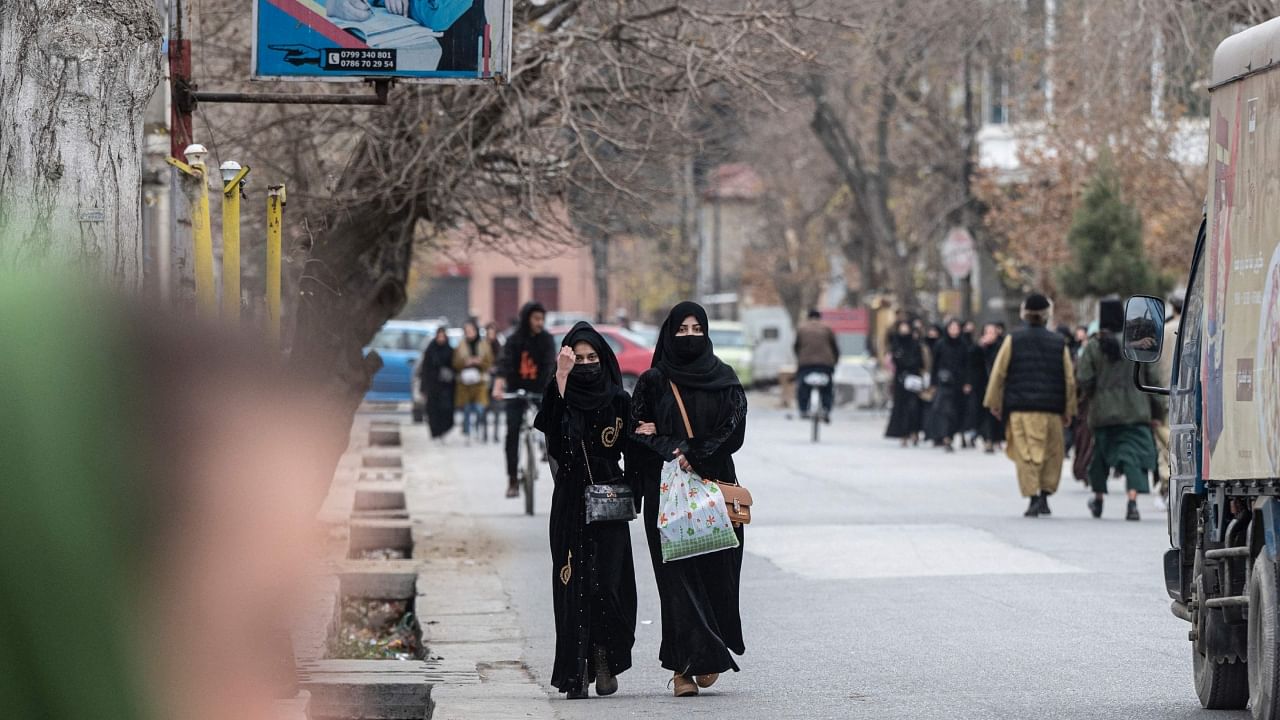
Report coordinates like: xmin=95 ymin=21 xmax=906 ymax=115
xmin=533 ymin=324 xmax=639 ymax=697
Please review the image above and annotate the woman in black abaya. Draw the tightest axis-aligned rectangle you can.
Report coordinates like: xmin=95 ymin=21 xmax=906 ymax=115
xmin=884 ymin=321 xmax=927 ymax=446
xmin=420 ymin=327 xmax=456 ymax=439
xmin=534 ymin=322 xmax=639 ymax=699
xmin=923 ymin=319 xmax=970 ymax=451
xmin=630 ymin=301 xmax=748 ymax=698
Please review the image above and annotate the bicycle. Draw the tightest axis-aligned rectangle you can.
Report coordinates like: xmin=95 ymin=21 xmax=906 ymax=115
xmin=502 ymin=391 xmax=543 ymax=515
xmin=800 ymin=370 xmax=832 ymax=443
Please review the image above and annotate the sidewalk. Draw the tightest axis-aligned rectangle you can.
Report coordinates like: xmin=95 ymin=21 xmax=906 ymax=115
xmin=299 ymin=410 xmax=556 ymax=720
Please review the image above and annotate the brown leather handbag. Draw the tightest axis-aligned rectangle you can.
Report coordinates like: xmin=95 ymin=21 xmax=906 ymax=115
xmin=669 ymin=382 xmax=752 ymax=526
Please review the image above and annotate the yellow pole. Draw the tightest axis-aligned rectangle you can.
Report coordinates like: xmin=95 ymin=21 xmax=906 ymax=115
xmin=167 ymin=146 xmax=214 ymax=316
xmin=266 ymin=184 xmax=286 ymax=348
xmin=220 ymin=163 xmax=251 ymax=320
xmin=190 ymin=159 xmax=214 ymax=316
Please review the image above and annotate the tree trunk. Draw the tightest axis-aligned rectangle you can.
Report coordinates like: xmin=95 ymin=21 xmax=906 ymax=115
xmin=592 ymin=232 xmax=609 ymax=323
xmin=807 ymin=75 xmax=916 ymax=312
xmin=0 ymin=0 xmax=161 ymax=285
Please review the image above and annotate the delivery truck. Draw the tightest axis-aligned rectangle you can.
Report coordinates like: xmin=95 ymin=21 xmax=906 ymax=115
xmin=1124 ymin=17 xmax=1280 ymax=719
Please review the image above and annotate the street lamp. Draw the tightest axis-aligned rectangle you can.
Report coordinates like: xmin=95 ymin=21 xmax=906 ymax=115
xmin=219 ymin=160 xmax=243 ymax=184
xmin=184 ymin=143 xmax=208 ymax=168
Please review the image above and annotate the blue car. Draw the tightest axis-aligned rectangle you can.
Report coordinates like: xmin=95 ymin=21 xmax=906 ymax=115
xmin=364 ymin=320 xmax=443 ymax=414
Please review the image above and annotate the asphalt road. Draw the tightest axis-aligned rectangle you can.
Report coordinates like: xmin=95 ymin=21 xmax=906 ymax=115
xmin=441 ymin=394 xmax=1243 ymax=720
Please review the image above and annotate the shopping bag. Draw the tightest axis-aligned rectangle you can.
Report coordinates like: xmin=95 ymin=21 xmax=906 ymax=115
xmin=657 ymin=459 xmax=740 ymax=563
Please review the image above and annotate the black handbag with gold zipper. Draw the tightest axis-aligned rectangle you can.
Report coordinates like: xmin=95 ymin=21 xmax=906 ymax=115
xmin=581 ymin=439 xmax=636 ymax=524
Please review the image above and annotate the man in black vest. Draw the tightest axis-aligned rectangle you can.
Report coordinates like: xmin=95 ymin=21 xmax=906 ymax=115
xmin=983 ymin=293 xmax=1078 ymax=517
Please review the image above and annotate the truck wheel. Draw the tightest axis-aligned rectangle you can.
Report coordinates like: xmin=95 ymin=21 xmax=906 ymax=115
xmin=1250 ymin=556 xmax=1280 ymax=720
xmin=1194 ymin=553 xmax=1250 ymax=709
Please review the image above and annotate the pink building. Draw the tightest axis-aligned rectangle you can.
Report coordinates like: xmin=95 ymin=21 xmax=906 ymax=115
xmin=407 ymin=214 xmax=599 ymax=327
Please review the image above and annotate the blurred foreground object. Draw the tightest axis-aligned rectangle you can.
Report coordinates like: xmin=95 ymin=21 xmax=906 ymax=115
xmin=0 ymin=273 xmax=340 ymax=720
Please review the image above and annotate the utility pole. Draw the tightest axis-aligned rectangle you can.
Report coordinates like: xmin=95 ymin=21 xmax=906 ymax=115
xmin=220 ymin=161 xmax=250 ymax=319
xmin=169 ymin=0 xmax=196 ymax=303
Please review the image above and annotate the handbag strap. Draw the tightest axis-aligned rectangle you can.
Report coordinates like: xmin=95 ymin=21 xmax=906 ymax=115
xmin=580 ymin=439 xmax=595 ymax=485
xmin=669 ymin=381 xmax=694 ymax=439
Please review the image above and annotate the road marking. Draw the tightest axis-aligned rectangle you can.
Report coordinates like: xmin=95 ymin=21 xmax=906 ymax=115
xmin=746 ymin=524 xmax=1084 ymax=580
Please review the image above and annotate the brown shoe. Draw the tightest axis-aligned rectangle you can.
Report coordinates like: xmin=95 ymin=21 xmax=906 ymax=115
xmin=695 ymin=673 xmax=719 ymax=688
xmin=505 ymin=482 xmax=519 ymax=498
xmin=672 ymin=673 xmax=698 ymax=697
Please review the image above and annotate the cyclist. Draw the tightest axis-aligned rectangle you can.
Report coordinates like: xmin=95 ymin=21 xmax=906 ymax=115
xmin=493 ymin=301 xmax=556 ymax=497
xmin=794 ymin=309 xmax=839 ymax=422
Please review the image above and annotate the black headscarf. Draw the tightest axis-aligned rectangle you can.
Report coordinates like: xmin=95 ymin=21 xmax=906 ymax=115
xmin=651 ymin=301 xmax=741 ymax=391
xmin=1098 ymin=298 xmax=1124 ymax=361
xmin=559 ymin=321 xmax=621 ymax=410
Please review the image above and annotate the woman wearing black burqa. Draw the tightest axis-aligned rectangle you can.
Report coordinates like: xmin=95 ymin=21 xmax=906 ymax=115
xmin=534 ymin=322 xmax=639 ymax=700
xmin=630 ymin=301 xmax=748 ymax=698
xmin=420 ymin=327 xmax=456 ymax=439
xmin=885 ymin=321 xmax=927 ymax=446
xmin=924 ymin=319 xmax=971 ymax=452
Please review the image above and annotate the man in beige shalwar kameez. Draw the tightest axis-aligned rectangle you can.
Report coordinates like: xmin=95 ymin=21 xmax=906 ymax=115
xmin=984 ymin=294 xmax=1077 ymax=517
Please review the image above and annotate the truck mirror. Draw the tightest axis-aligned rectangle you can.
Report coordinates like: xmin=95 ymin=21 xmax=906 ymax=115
xmin=1122 ymin=295 xmax=1166 ymax=364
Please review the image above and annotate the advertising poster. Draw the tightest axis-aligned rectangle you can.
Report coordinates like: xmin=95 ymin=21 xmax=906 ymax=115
xmin=1203 ymin=68 xmax=1280 ymax=480
xmin=253 ymin=0 xmax=511 ymax=82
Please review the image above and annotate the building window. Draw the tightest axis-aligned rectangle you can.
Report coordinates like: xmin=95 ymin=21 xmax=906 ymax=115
xmin=493 ymin=276 xmax=519 ymax=328
xmin=532 ymin=276 xmax=560 ymax=311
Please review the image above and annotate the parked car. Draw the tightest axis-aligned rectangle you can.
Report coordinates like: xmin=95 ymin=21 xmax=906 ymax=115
xmin=708 ymin=320 xmax=754 ymax=388
xmin=549 ymin=324 xmax=654 ymax=394
xmin=363 ymin=319 xmax=464 ymax=420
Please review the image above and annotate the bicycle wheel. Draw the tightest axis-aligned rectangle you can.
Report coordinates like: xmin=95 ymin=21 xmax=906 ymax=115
xmin=523 ymin=430 xmax=536 ymax=515
xmin=811 ymin=389 xmax=821 ymax=442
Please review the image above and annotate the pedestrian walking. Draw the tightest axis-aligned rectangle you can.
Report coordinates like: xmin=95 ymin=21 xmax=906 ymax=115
xmin=923 ymin=319 xmax=970 ymax=452
xmin=1077 ymin=299 xmax=1166 ymax=521
xmin=961 ymin=324 xmax=986 ymax=448
xmin=453 ymin=320 xmax=492 ymax=445
xmin=983 ymin=294 xmax=1078 ymax=517
xmin=420 ymin=327 xmax=456 ymax=440
xmin=534 ymin=322 xmax=639 ymax=700
xmin=630 ymin=301 xmax=748 ymax=698
xmin=976 ymin=322 xmax=1006 ymax=453
xmin=885 ymin=320 xmax=928 ymax=446
xmin=483 ymin=320 xmax=506 ymax=442
xmin=794 ymin=308 xmax=839 ymax=421
xmin=493 ymin=302 xmax=556 ymax=498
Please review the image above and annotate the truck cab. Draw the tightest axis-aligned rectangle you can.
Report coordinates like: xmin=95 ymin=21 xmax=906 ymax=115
xmin=1124 ymin=17 xmax=1280 ymax=718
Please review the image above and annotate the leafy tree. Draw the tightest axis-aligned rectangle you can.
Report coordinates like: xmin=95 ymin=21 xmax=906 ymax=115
xmin=1058 ymin=164 xmax=1166 ymax=299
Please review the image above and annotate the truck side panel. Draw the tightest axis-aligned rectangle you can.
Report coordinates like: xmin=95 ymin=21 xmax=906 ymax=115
xmin=1204 ymin=62 xmax=1280 ymax=481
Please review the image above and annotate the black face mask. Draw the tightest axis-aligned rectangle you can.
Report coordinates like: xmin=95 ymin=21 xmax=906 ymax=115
xmin=671 ymin=334 xmax=708 ymax=362
xmin=570 ymin=362 xmax=603 ymax=381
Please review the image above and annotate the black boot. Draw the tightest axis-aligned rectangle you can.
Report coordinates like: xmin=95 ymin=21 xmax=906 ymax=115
xmin=1126 ymin=500 xmax=1140 ymax=521
xmin=1024 ymin=495 xmax=1042 ymax=517
xmin=593 ymin=645 xmax=617 ymax=696
xmin=1038 ymin=491 xmax=1052 ymax=516
xmin=1087 ymin=495 xmax=1103 ymax=519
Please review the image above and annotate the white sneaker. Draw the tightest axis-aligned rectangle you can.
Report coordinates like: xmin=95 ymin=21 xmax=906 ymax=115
xmin=1153 ymin=495 xmax=1168 ymax=511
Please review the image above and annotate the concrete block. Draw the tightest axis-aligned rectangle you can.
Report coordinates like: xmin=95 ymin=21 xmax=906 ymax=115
xmin=362 ymin=454 xmax=403 ymax=469
xmin=354 ymin=490 xmax=406 ymax=512
xmin=369 ymin=424 xmax=402 ymax=447
xmin=339 ymin=570 xmax=418 ymax=600
xmin=348 ymin=522 xmax=413 ymax=558
xmin=358 ymin=469 xmax=404 ymax=483
xmin=350 ymin=509 xmax=410 ymax=521
xmin=300 ymin=660 xmax=435 ymax=720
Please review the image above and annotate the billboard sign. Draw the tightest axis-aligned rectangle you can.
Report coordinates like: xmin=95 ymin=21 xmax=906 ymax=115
xmin=253 ymin=0 xmax=512 ymax=82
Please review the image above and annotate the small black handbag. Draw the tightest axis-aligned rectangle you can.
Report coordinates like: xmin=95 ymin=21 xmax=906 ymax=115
xmin=581 ymin=440 xmax=636 ymax=524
